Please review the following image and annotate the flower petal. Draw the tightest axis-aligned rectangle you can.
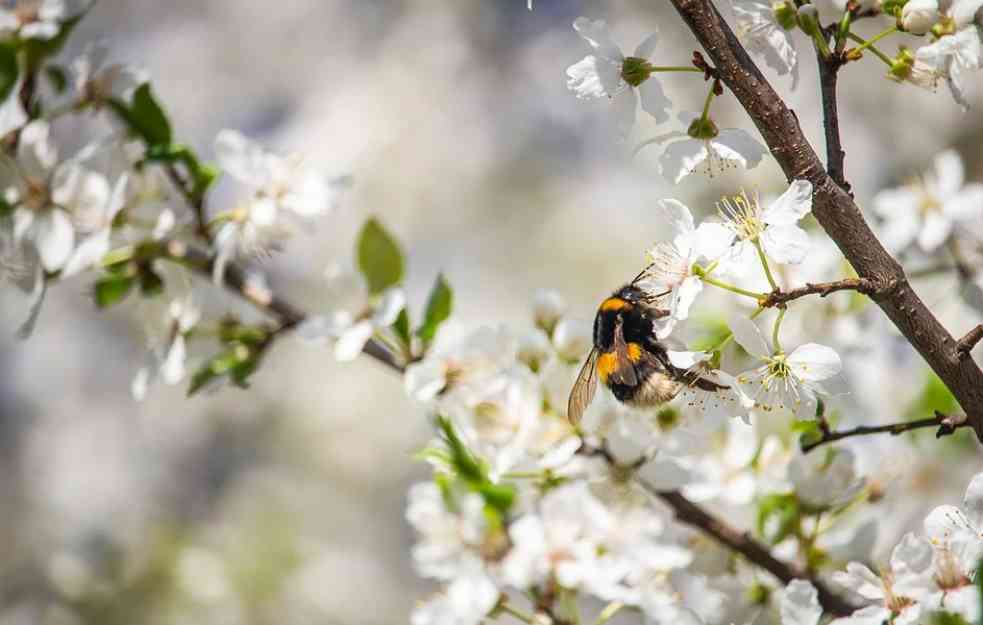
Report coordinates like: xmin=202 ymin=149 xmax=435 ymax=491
xmin=612 ymin=88 xmax=637 ymax=139
xmin=572 ymin=17 xmax=623 ymax=61
xmin=787 ymin=343 xmax=841 ymax=381
xmin=761 ymin=223 xmax=810 ymax=264
xmin=633 ymin=31 xmax=659 ymax=58
xmin=964 ymin=472 xmax=983 ymax=525
xmin=373 ymin=288 xmax=406 ymax=326
xmin=943 ymin=182 xmax=983 ymax=220
xmin=659 ymin=138 xmax=708 ymax=184
xmin=214 ymin=129 xmax=270 ymax=186
xmin=566 ymin=55 xmax=622 ymax=99
xmin=711 ymin=128 xmax=767 ymax=169
xmin=658 ymin=198 xmax=695 ymax=235
xmin=638 ymin=77 xmax=672 ymax=124
xmin=933 ymin=149 xmax=965 ymax=199
xmin=691 ymin=221 xmax=735 ymax=261
xmin=781 ymin=580 xmax=822 ymax=625
xmin=729 ymin=314 xmax=770 ymax=357
xmin=673 ymin=276 xmax=703 ymax=320
xmin=334 ymin=320 xmax=373 ymax=362
xmin=36 ymin=209 xmax=75 ymax=272
xmin=762 ymin=179 xmax=813 ymax=225
xmin=916 ymin=211 xmax=951 ymax=252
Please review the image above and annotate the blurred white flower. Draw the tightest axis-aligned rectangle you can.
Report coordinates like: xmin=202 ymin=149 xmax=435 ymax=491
xmin=211 ymin=129 xmax=349 ymax=282
xmin=61 ymin=173 xmax=128 ymax=277
xmin=780 ymin=579 xmax=822 ymax=625
xmin=637 ymin=199 xmax=734 ymax=337
xmin=901 ymin=471 xmax=983 ymax=621
xmin=0 ymin=0 xmax=88 ymax=40
xmin=901 ymin=30 xmax=982 ymax=109
xmin=297 ymin=286 xmax=405 ymax=362
xmin=565 ymin=17 xmax=672 ymax=137
xmin=403 ymin=326 xmax=517 ymax=403
xmin=657 ymin=112 xmax=767 ymax=183
xmin=731 ymin=315 xmax=841 ymax=418
xmin=131 ymin=297 xmax=200 ymax=401
xmin=0 ymin=71 xmax=28 ymax=137
xmin=730 ymin=0 xmax=799 ymax=88
xmin=717 ymin=180 xmax=813 ymax=279
xmin=531 ymin=288 xmax=566 ymax=333
xmin=788 ymin=448 xmax=864 ymax=510
xmin=410 ymin=563 xmax=499 ymax=625
xmin=71 ymin=42 xmax=147 ymax=105
xmin=406 ymin=482 xmax=489 ymax=581
xmin=902 ymin=0 xmax=941 ymax=34
xmin=551 ymin=317 xmax=591 ymax=362
xmin=873 ymin=149 xmax=983 ymax=253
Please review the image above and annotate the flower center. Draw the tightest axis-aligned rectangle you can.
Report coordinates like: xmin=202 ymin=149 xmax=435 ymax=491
xmin=687 ymin=116 xmax=719 ymax=141
xmin=621 ymin=56 xmax=654 ymax=87
xmin=22 ymin=176 xmax=49 ymax=211
xmin=933 ymin=547 xmax=971 ymax=590
xmin=717 ymin=189 xmax=764 ymax=241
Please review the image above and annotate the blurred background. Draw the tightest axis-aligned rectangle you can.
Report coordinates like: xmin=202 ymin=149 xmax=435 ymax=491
xmin=0 ymin=1 xmax=981 ymax=623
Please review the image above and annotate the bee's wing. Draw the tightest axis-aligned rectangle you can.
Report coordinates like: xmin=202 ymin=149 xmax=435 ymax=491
xmin=609 ymin=319 xmax=639 ymax=387
xmin=567 ymin=348 xmax=599 ymax=425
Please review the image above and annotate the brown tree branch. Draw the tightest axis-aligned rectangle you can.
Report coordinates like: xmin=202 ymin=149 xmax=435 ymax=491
xmin=956 ymin=324 xmax=983 ymax=359
xmin=759 ymin=277 xmax=878 ymax=308
xmin=801 ymin=410 xmax=971 ymax=453
xmin=160 ymin=239 xmax=405 ymax=373
xmin=667 ymin=0 xmax=983 ymax=442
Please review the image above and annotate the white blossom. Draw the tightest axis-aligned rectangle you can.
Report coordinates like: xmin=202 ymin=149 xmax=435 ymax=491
xmin=873 ymin=149 xmax=983 ymax=253
xmin=656 ymin=112 xmax=767 ymax=183
xmin=131 ymin=297 xmax=201 ymax=401
xmin=781 ymin=579 xmax=822 ymax=625
xmin=637 ymin=199 xmax=734 ymax=337
xmin=211 ymin=129 xmax=349 ymax=282
xmin=0 ymin=0 xmax=89 ymax=40
xmin=731 ymin=314 xmax=842 ymax=417
xmin=566 ymin=17 xmax=672 ymax=137
xmin=730 ymin=0 xmax=799 ymax=87
xmin=71 ymin=42 xmax=147 ymax=105
xmin=717 ymin=180 xmax=814 ymax=279
xmin=403 ymin=326 xmax=517 ymax=403
xmin=297 ymin=285 xmax=405 ymax=362
xmin=902 ymin=0 xmax=941 ymax=34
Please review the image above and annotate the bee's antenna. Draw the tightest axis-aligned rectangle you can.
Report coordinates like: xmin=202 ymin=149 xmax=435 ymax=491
xmin=630 ymin=263 xmax=654 ymax=285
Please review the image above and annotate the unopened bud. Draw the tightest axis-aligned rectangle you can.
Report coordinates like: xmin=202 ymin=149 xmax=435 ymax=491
xmin=882 ymin=0 xmax=909 ymax=17
xmin=845 ymin=47 xmax=864 ymax=61
xmin=888 ymin=46 xmax=915 ymax=82
xmin=796 ymin=4 xmax=822 ymax=37
xmin=901 ymin=0 xmax=940 ymax=34
xmin=621 ymin=56 xmax=654 ymax=87
xmin=532 ymin=289 xmax=566 ymax=333
xmin=772 ymin=0 xmax=797 ymax=30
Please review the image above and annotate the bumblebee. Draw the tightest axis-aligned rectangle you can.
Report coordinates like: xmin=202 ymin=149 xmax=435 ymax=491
xmin=567 ymin=280 xmax=727 ymax=424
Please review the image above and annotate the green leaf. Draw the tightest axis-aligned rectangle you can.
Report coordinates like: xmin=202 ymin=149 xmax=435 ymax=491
xmin=906 ymin=371 xmax=960 ymax=422
xmin=0 ymin=43 xmax=18 ymax=106
xmin=477 ymin=482 xmax=516 ymax=516
xmin=417 ymin=273 xmax=452 ymax=344
xmin=93 ymin=275 xmax=134 ymax=308
xmin=356 ymin=218 xmax=403 ymax=295
xmin=392 ymin=307 xmax=411 ymax=349
xmin=130 ymin=84 xmax=172 ymax=146
xmin=756 ymin=493 xmax=800 ymax=544
xmin=44 ymin=64 xmax=68 ymax=94
xmin=436 ymin=415 xmax=485 ymax=484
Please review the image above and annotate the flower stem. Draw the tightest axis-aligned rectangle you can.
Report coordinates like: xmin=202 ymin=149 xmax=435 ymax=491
xmin=772 ymin=307 xmax=786 ymax=354
xmin=709 ymin=306 xmax=764 ymax=352
xmin=650 ymin=65 xmax=704 ymax=73
xmin=854 ymin=26 xmax=898 ymax=52
xmin=499 ymin=603 xmax=537 ymax=625
xmin=699 ymin=84 xmax=716 ymax=123
xmin=700 ymin=274 xmax=767 ymax=301
xmin=594 ymin=602 xmax=625 ymax=625
xmin=753 ymin=239 xmax=778 ymax=290
xmin=846 ymin=32 xmax=894 ymax=66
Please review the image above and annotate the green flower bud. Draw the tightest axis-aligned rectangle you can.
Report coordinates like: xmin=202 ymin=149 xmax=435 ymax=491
xmin=687 ymin=116 xmax=719 ymax=140
xmin=621 ymin=56 xmax=654 ymax=87
xmin=888 ymin=46 xmax=915 ymax=81
xmin=796 ymin=4 xmax=822 ymax=37
xmin=882 ymin=0 xmax=909 ymax=17
xmin=772 ymin=1 xmax=798 ymax=30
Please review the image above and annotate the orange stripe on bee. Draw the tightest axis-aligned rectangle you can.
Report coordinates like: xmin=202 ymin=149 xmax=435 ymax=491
xmin=597 ymin=352 xmax=617 ymax=384
xmin=600 ymin=297 xmax=629 ymax=312
xmin=627 ymin=342 xmax=642 ymax=362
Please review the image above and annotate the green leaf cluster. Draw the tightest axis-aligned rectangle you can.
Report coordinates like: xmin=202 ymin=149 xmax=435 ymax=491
xmin=188 ymin=321 xmax=271 ymax=396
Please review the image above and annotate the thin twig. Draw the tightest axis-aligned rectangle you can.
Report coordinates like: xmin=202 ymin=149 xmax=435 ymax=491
xmin=956 ymin=324 xmax=983 ymax=359
xmin=160 ymin=239 xmax=405 ymax=373
xmin=162 ymin=163 xmax=212 ymax=243
xmin=667 ymin=0 xmax=983 ymax=443
xmin=758 ymin=278 xmax=879 ymax=308
xmin=801 ymin=411 xmax=972 ymax=453
xmin=816 ymin=49 xmax=852 ymax=195
xmin=635 ymin=482 xmax=856 ymax=616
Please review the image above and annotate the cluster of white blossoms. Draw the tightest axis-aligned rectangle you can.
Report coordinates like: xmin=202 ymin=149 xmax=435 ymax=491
xmin=783 ymin=471 xmax=983 ymax=625
xmin=731 ymin=0 xmax=983 ymax=108
xmin=564 ymin=17 xmax=768 ymax=182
